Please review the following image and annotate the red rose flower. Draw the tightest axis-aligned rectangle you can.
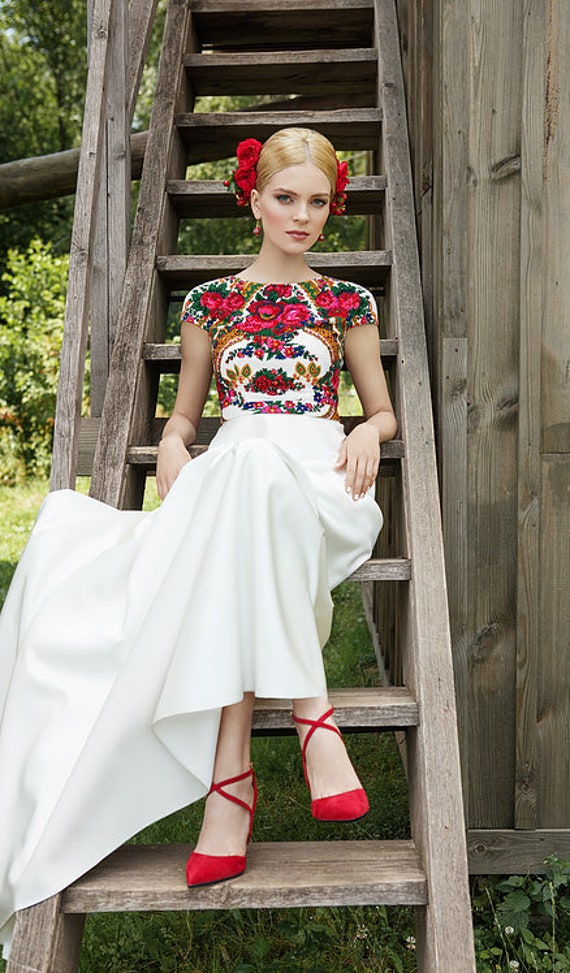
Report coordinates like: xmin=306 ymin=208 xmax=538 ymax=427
xmin=234 ymin=166 xmax=257 ymax=195
xmin=236 ymin=138 xmax=263 ymax=169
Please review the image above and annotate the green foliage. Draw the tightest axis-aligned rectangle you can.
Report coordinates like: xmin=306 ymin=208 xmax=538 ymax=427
xmin=472 ymin=856 xmax=570 ymax=971
xmin=0 ymin=238 xmax=69 ymax=481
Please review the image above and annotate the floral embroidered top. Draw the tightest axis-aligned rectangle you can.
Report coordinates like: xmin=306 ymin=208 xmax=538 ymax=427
xmin=180 ymin=275 xmax=379 ymax=421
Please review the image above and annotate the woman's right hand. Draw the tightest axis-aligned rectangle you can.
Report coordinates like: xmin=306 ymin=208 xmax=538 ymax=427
xmin=156 ymin=435 xmax=192 ymax=500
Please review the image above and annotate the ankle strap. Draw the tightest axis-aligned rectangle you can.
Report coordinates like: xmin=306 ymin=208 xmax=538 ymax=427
xmin=291 ymin=706 xmax=341 ymax=760
xmin=208 ymin=766 xmax=256 ymax=816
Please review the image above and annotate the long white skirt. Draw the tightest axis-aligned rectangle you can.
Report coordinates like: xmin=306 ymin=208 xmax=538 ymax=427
xmin=0 ymin=413 xmax=382 ymax=950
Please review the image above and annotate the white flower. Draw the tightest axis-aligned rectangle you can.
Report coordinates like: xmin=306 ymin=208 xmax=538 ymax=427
xmin=405 ymin=935 xmax=416 ymax=951
xmin=509 ymin=961 xmax=520 ymax=970
xmin=505 ymin=925 xmax=515 ymax=935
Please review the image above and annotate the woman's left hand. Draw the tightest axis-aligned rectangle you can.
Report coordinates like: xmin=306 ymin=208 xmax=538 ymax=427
xmin=335 ymin=423 xmax=380 ymax=500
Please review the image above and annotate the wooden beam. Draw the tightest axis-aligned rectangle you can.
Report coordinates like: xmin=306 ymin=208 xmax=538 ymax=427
xmin=50 ymin=0 xmax=114 ymax=491
xmin=468 ymin=829 xmax=570 ymax=874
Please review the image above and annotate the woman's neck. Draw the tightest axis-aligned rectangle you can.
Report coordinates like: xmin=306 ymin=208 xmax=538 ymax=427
xmin=239 ymin=240 xmax=318 ymax=284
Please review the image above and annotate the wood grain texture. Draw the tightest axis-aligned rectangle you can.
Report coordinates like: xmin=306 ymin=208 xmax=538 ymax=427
xmin=251 ymin=686 xmax=419 ymax=732
xmin=515 ymin=0 xmax=543 ymax=831
xmin=155 ymin=250 xmax=392 ymax=290
xmin=467 ymin=828 xmax=570 ymax=874
xmin=168 ymin=174 xmax=387 ymax=218
xmin=8 ymin=895 xmax=84 ymax=973
xmin=49 ymin=0 xmax=113 ymax=491
xmin=183 ymin=49 xmax=377 ymax=96
xmin=465 ymin=0 xmax=523 ymax=829
xmin=374 ymin=0 xmax=475 ymax=966
xmin=62 ymin=841 xmax=427 ymax=913
xmin=89 ymin=0 xmax=194 ymax=508
xmin=191 ymin=0 xmax=373 ymax=51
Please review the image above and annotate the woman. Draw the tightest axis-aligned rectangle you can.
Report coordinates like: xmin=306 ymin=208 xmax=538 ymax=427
xmin=0 ymin=127 xmax=397 ymax=950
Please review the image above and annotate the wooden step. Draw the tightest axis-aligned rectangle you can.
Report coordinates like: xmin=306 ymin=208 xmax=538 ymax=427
xmin=62 ymin=840 xmax=427 ymax=913
xmin=253 ymin=686 xmax=419 ymax=733
xmin=184 ymin=49 xmax=377 ymax=97
xmin=168 ymin=175 xmax=387 ymax=218
xmin=142 ymin=337 xmax=398 ymax=372
xmin=176 ymin=110 xmax=382 ymax=163
xmin=156 ymin=251 xmax=392 ymax=291
xmin=191 ymin=0 xmax=374 ymax=52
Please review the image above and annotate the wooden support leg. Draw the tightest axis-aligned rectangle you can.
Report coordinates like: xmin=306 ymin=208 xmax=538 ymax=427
xmin=7 ymin=895 xmax=85 ymax=973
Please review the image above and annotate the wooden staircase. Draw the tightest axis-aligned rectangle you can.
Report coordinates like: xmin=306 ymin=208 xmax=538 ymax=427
xmin=9 ymin=1 xmax=476 ymax=970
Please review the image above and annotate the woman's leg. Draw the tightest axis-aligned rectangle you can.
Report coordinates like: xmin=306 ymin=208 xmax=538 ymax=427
xmin=292 ymin=696 xmax=363 ymax=799
xmin=193 ymin=692 xmax=255 ymax=856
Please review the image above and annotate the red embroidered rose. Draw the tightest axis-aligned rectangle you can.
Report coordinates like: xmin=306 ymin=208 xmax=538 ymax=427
xmin=280 ymin=304 xmax=311 ymax=328
xmin=266 ymin=283 xmax=293 ymax=299
xmin=316 ymin=291 xmax=340 ymax=313
xmin=248 ymin=300 xmax=284 ymax=322
xmin=200 ymin=291 xmax=224 ymax=312
xmin=337 ymin=291 xmax=361 ymax=315
xmin=222 ymin=292 xmax=246 ymax=314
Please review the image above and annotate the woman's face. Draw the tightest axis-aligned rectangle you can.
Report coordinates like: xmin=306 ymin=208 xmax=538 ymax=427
xmin=250 ymin=162 xmax=331 ymax=254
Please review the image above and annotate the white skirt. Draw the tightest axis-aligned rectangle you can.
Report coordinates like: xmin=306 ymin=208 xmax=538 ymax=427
xmin=0 ymin=413 xmax=382 ymax=950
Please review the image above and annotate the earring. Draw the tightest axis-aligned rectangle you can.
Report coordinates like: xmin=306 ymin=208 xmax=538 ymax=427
xmin=253 ymin=220 xmax=261 ymax=237
xmin=318 ymin=232 xmax=325 ymax=242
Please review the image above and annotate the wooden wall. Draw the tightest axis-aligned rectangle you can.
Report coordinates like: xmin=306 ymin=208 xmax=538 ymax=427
xmin=394 ymin=0 xmax=570 ymax=836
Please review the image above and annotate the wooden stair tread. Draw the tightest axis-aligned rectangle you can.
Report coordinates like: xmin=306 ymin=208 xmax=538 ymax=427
xmin=253 ymin=686 xmax=419 ymax=732
xmin=62 ymin=840 xmax=427 ymax=912
xmin=191 ymin=0 xmax=374 ymax=51
xmin=183 ymin=49 xmax=377 ymax=96
xmin=156 ymin=251 xmax=392 ymax=290
xmin=168 ymin=175 xmax=387 ymax=218
xmin=176 ymin=110 xmax=382 ymax=162
xmin=142 ymin=336 xmax=398 ymax=371
xmin=126 ymin=441 xmax=404 ymax=463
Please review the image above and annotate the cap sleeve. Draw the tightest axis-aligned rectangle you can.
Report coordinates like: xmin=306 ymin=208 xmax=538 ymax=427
xmin=180 ymin=281 xmax=220 ymax=335
xmin=344 ymin=284 xmax=379 ymax=330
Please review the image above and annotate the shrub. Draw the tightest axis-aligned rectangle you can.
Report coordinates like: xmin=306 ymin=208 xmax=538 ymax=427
xmin=0 ymin=238 xmax=69 ymax=481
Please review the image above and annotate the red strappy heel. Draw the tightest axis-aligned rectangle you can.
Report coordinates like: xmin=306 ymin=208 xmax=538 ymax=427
xmin=292 ymin=706 xmax=369 ymax=822
xmin=186 ymin=766 xmax=257 ymax=888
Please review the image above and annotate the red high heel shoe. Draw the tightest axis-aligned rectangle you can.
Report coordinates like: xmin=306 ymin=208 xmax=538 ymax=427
xmin=292 ymin=706 xmax=369 ymax=822
xmin=186 ymin=766 xmax=257 ymax=888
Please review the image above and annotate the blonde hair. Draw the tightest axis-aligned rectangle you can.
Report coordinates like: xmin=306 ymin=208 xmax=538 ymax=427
xmin=255 ymin=128 xmax=338 ymax=196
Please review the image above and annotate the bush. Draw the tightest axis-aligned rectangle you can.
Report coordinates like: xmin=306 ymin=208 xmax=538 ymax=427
xmin=0 ymin=238 xmax=69 ymax=481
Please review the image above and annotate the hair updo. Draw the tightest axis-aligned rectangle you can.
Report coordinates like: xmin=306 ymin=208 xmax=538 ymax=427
xmin=255 ymin=128 xmax=338 ymax=197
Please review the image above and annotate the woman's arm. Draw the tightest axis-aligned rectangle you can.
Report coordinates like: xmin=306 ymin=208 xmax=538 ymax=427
xmin=156 ymin=323 xmax=213 ymax=500
xmin=336 ymin=324 xmax=398 ymax=500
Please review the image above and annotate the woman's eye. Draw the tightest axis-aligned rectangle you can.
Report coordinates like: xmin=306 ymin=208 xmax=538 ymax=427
xmin=312 ymin=199 xmax=328 ymax=208
xmin=276 ymin=194 xmax=292 ymax=203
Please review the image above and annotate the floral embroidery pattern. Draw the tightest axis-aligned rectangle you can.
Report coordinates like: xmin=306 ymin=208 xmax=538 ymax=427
xmin=181 ymin=275 xmax=378 ymax=421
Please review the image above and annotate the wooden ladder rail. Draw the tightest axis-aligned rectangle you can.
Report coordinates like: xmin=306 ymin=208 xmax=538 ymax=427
xmin=8 ymin=2 xmax=475 ymax=970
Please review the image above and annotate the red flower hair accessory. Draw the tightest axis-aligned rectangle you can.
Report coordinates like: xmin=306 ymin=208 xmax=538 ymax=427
xmin=330 ymin=158 xmax=350 ymax=215
xmin=223 ymin=138 xmax=263 ymax=207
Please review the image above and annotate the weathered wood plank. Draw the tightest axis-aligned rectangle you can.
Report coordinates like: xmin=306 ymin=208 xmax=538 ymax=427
xmin=515 ymin=0 xmax=544 ymax=831
xmin=89 ymin=0 xmax=195 ymax=508
xmin=192 ymin=0 xmax=374 ymax=51
xmin=8 ymin=895 xmax=84 ymax=973
xmin=155 ymin=250 xmax=392 ymax=290
xmin=49 ymin=0 xmax=114 ymax=491
xmin=465 ymin=0 xmax=523 ymax=830
xmin=89 ymin=0 xmax=130 ymax=416
xmin=176 ymin=109 xmax=382 ymax=162
xmin=183 ymin=49 xmax=377 ymax=96
xmin=141 ymin=336 xmax=398 ymax=370
xmin=168 ymin=174 xmax=387 ymax=218
xmin=374 ymin=0 xmax=475 ymax=967
xmin=252 ymin=686 xmax=419 ymax=733
xmin=467 ymin=829 xmax=570 ymax=875
xmin=62 ymin=841 xmax=427 ymax=913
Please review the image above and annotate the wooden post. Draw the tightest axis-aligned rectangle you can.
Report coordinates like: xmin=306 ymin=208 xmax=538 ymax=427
xmin=7 ymin=895 xmax=84 ymax=973
xmin=50 ymin=0 xmax=114 ymax=491
xmin=89 ymin=0 xmax=130 ymax=416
